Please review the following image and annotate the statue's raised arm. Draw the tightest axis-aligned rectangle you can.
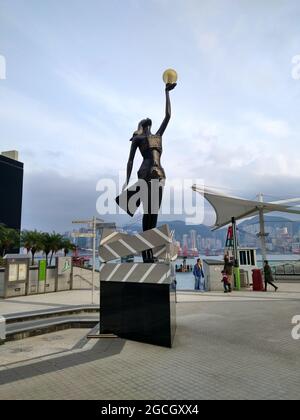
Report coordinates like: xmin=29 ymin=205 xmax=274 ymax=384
xmin=156 ymin=82 xmax=177 ymax=137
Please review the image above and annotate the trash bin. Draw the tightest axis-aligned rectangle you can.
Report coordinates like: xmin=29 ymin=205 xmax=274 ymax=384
xmin=252 ymin=269 xmax=264 ymax=291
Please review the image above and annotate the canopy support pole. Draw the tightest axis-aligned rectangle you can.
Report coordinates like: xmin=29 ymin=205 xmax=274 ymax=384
xmin=231 ymin=217 xmax=239 ymax=265
xmin=258 ymin=208 xmax=267 ymax=263
xmin=231 ymin=217 xmax=240 ymax=290
xmin=257 ymin=193 xmax=267 ymax=264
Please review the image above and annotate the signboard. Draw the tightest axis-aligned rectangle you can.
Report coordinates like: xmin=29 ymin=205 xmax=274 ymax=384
xmin=4 ymin=257 xmax=29 ymax=298
xmin=56 ymin=257 xmax=72 ymax=291
xmin=18 ymin=264 xmax=27 ymax=281
xmin=38 ymin=260 xmax=47 ymax=281
xmin=8 ymin=264 xmax=18 ymax=282
xmin=72 ymin=233 xmax=95 ymax=238
xmin=57 ymin=257 xmax=72 ymax=275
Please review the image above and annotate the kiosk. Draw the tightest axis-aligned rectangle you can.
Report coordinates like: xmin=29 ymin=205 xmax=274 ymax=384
xmin=2 ymin=254 xmax=30 ymax=298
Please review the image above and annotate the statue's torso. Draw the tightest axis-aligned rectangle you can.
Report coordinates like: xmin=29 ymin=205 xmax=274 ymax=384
xmin=135 ymin=135 xmax=166 ymax=181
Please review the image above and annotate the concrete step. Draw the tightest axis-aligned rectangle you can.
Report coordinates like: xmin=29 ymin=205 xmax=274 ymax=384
xmin=1 ymin=305 xmax=100 ymax=343
xmin=5 ymin=313 xmax=99 ymax=342
xmin=4 ymin=305 xmax=99 ymax=324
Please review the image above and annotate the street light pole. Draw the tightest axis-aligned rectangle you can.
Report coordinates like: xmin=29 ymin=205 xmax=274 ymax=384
xmin=72 ymin=218 xmax=116 ymax=305
xmin=231 ymin=217 xmax=240 ymax=290
xmin=257 ymin=193 xmax=267 ymax=264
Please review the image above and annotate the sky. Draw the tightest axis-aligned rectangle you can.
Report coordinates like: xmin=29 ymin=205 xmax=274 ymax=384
xmin=1 ymin=0 xmax=300 ymax=232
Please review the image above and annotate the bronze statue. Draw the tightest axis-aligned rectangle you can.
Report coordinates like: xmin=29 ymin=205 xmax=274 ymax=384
xmin=117 ymin=72 xmax=177 ymax=263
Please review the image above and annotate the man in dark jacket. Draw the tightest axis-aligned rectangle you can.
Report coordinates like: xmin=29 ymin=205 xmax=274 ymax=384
xmin=193 ymin=259 xmax=205 ymax=291
xmin=264 ymin=260 xmax=278 ymax=292
xmin=223 ymin=255 xmax=233 ymax=292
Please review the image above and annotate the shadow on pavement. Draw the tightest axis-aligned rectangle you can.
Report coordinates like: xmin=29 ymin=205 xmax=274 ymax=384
xmin=0 ymin=338 xmax=126 ymax=386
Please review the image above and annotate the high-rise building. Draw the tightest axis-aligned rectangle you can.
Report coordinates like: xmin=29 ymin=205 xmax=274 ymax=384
xmin=182 ymin=234 xmax=189 ymax=249
xmin=197 ymin=234 xmax=202 ymax=250
xmin=0 ymin=151 xmax=24 ymax=232
xmin=189 ymin=229 xmax=197 ymax=251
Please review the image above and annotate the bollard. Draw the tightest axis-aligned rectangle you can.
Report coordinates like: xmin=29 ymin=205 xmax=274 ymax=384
xmin=234 ymin=266 xmax=241 ymax=291
xmin=0 ymin=315 xmax=6 ymax=342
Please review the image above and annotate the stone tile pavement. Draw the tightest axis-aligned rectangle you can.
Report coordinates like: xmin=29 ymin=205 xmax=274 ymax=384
xmin=0 ymin=284 xmax=300 ymax=400
xmin=0 ymin=329 xmax=90 ymax=366
xmin=1 ymin=282 xmax=299 ymax=316
xmin=0 ymin=289 xmax=99 ymax=315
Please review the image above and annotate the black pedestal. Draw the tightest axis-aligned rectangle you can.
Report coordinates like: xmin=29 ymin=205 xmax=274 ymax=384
xmin=100 ymin=281 xmax=176 ymax=348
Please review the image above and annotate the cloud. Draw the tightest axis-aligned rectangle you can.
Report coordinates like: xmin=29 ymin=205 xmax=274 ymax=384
xmin=258 ymin=119 xmax=290 ymax=138
xmin=2 ymin=0 xmax=300 ymax=232
xmin=245 ymin=113 xmax=291 ymax=138
xmin=21 ymin=165 xmax=300 ymax=234
xmin=22 ymin=170 xmax=109 ymax=232
xmin=195 ymin=32 xmax=219 ymax=52
xmin=22 ymin=169 xmax=208 ymax=231
xmin=0 ymin=86 xmax=124 ymax=177
xmin=56 ymin=68 xmax=167 ymax=135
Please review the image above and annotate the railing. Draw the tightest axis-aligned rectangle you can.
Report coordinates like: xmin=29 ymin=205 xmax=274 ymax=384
xmin=272 ymin=263 xmax=300 ymax=277
xmin=252 ymin=262 xmax=300 ymax=283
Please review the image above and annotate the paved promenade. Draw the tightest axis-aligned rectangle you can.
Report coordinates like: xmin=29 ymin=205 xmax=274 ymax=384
xmin=0 ymin=284 xmax=300 ymax=400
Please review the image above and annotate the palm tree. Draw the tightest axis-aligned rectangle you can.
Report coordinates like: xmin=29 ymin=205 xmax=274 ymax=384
xmin=21 ymin=230 xmax=34 ymax=255
xmin=41 ymin=232 xmax=53 ymax=265
xmin=48 ymin=232 xmax=64 ymax=266
xmin=21 ymin=230 xmax=44 ymax=265
xmin=61 ymin=239 xmax=76 ymax=256
xmin=0 ymin=225 xmax=20 ymax=256
xmin=30 ymin=231 xmax=44 ymax=266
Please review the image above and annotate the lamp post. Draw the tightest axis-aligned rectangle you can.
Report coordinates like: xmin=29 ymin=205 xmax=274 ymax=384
xmin=257 ymin=193 xmax=268 ymax=264
xmin=231 ymin=217 xmax=241 ymax=290
xmin=163 ymin=68 xmax=178 ymax=84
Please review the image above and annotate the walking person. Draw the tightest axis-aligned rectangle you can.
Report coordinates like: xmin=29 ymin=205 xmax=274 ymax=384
xmin=264 ymin=260 xmax=278 ymax=292
xmin=193 ymin=258 xmax=205 ymax=291
xmin=223 ymin=254 xmax=233 ymax=292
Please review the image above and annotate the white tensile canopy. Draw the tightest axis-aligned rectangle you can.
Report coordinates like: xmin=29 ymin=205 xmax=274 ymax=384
xmin=192 ymin=185 xmax=300 ymax=261
xmin=192 ymin=186 xmax=300 ymax=229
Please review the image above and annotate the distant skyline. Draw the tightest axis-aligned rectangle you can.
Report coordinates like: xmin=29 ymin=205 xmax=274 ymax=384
xmin=1 ymin=0 xmax=300 ymax=232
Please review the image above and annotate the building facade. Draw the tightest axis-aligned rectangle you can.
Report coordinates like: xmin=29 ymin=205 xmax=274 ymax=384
xmin=0 ymin=151 xmax=24 ymax=232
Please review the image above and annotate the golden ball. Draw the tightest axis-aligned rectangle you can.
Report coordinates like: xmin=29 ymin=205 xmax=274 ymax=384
xmin=163 ymin=68 xmax=178 ymax=84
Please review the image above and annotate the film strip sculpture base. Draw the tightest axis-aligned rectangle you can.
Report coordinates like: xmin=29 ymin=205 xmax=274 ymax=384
xmin=99 ymin=224 xmax=177 ymax=348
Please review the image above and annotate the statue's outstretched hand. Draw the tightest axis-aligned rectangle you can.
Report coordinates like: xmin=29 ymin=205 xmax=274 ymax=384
xmin=166 ymin=83 xmax=177 ymax=91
